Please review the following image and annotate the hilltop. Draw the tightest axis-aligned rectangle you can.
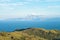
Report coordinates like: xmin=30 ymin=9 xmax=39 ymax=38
xmin=0 ymin=28 xmax=60 ymax=40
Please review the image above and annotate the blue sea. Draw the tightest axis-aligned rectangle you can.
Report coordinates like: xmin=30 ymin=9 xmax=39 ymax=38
xmin=0 ymin=21 xmax=60 ymax=32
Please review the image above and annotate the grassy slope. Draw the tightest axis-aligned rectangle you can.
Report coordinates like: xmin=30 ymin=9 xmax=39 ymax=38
xmin=0 ymin=28 xmax=60 ymax=40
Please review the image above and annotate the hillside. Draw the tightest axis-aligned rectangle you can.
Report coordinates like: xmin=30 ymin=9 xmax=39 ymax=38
xmin=0 ymin=28 xmax=60 ymax=40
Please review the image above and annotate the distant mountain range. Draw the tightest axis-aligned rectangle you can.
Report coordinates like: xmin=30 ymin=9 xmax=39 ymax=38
xmin=5 ymin=15 xmax=42 ymax=21
xmin=3 ymin=15 xmax=60 ymax=22
xmin=0 ymin=15 xmax=60 ymax=32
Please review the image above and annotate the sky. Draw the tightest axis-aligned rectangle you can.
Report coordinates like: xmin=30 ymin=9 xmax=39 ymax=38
xmin=0 ymin=0 xmax=60 ymax=19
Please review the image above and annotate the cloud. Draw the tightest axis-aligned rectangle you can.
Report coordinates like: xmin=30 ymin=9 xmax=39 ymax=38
xmin=0 ymin=0 xmax=29 ymax=7
xmin=0 ymin=0 xmax=11 ymax=2
xmin=0 ymin=0 xmax=30 ymax=11
xmin=0 ymin=2 xmax=25 ymax=6
xmin=48 ymin=5 xmax=60 ymax=8
xmin=0 ymin=0 xmax=60 ymax=19
xmin=0 ymin=0 xmax=60 ymax=3
xmin=25 ymin=0 xmax=33 ymax=1
xmin=25 ymin=0 xmax=60 ymax=2
xmin=0 ymin=1 xmax=28 ymax=10
xmin=0 ymin=12 xmax=28 ymax=19
xmin=46 ymin=0 xmax=60 ymax=2
xmin=25 ymin=0 xmax=41 ymax=2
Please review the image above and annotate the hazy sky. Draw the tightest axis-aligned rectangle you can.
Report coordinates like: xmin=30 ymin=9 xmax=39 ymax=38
xmin=0 ymin=0 xmax=60 ymax=19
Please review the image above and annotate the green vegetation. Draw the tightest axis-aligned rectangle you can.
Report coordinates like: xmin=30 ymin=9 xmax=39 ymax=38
xmin=0 ymin=28 xmax=60 ymax=40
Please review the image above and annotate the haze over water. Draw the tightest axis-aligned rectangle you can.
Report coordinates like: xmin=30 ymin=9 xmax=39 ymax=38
xmin=0 ymin=0 xmax=60 ymax=31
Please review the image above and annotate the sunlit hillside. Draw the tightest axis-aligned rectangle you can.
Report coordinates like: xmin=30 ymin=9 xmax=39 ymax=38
xmin=0 ymin=28 xmax=60 ymax=40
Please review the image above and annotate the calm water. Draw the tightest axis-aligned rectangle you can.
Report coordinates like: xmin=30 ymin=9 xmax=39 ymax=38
xmin=0 ymin=21 xmax=60 ymax=32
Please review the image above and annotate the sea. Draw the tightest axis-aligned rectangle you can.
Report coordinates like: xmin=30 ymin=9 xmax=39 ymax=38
xmin=0 ymin=21 xmax=60 ymax=32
